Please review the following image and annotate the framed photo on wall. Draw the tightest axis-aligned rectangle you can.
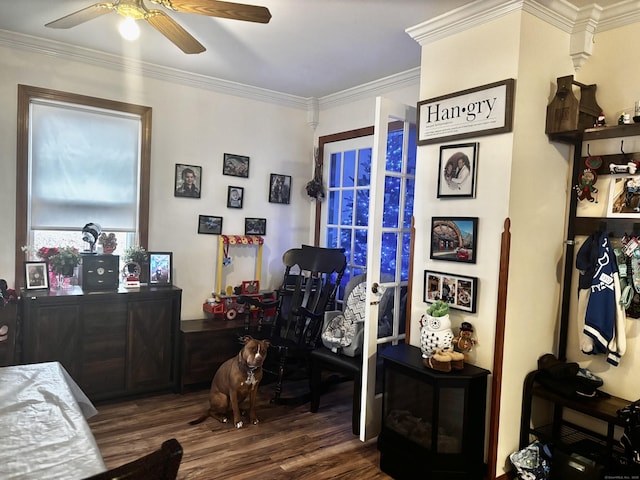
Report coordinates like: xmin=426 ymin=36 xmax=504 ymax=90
xmin=430 ymin=216 xmax=478 ymax=264
xmin=198 ymin=215 xmax=223 ymax=235
xmin=25 ymin=261 xmax=49 ymax=290
xmin=437 ymin=143 xmax=478 ymax=198
xmin=607 ymin=175 xmax=640 ymax=218
xmin=223 ymin=153 xmax=250 ymax=178
xmin=269 ymin=173 xmax=291 ymax=204
xmin=227 ymin=186 xmax=244 ymax=208
xmin=423 ymin=270 xmax=478 ymax=313
xmin=245 ymin=217 xmax=266 ymax=236
xmin=148 ymin=251 xmax=172 ymax=286
xmin=174 ymin=164 xmax=201 ymax=198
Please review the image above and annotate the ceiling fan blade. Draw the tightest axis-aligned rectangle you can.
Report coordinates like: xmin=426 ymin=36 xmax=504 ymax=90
xmin=145 ymin=10 xmax=206 ymax=54
xmin=151 ymin=0 xmax=271 ymax=23
xmin=46 ymin=3 xmax=115 ymax=29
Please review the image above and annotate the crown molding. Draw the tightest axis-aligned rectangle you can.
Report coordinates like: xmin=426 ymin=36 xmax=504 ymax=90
xmin=0 ymin=29 xmax=309 ymax=109
xmin=319 ymin=68 xmax=420 ymax=110
xmin=406 ymin=0 xmax=640 ymax=72
xmin=0 ymin=28 xmax=420 ymax=113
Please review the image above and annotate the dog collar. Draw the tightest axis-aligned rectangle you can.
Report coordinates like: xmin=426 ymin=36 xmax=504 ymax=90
xmin=237 ymin=351 xmax=260 ymax=385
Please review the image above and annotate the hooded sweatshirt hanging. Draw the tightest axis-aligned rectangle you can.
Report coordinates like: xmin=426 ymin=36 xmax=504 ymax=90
xmin=576 ymin=231 xmax=627 ymax=366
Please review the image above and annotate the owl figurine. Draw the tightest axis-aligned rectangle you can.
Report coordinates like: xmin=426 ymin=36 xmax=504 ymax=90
xmin=420 ymin=313 xmax=454 ymax=358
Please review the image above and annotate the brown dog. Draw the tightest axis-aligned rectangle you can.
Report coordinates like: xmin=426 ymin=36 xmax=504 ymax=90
xmin=190 ymin=336 xmax=269 ymax=428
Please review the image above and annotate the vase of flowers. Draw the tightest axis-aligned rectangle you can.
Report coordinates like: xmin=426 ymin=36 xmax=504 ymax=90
xmin=47 ymin=247 xmax=82 ymax=288
xmin=98 ymin=233 xmax=118 ymax=254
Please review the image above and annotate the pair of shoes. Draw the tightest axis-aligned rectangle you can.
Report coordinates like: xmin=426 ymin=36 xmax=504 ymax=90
xmin=445 ymin=348 xmax=464 ymax=370
xmin=422 ymin=349 xmax=464 ymax=373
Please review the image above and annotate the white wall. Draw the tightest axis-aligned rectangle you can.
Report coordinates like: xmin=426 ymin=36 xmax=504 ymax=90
xmin=410 ymin=9 xmax=576 ymax=478
xmin=0 ymin=42 xmax=313 ymax=320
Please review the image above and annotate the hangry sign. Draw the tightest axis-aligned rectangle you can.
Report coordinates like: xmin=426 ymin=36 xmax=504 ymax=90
xmin=417 ymin=79 xmax=515 ymax=145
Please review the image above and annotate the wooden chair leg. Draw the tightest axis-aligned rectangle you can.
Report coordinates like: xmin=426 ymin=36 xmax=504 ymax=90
xmin=272 ymin=354 xmax=287 ymax=403
xmin=309 ymin=357 xmax=321 ymax=413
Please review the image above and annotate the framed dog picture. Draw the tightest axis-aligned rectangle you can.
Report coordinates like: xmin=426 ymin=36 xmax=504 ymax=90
xmin=148 ymin=251 xmax=172 ymax=286
xmin=424 ymin=270 xmax=478 ymax=313
xmin=198 ymin=215 xmax=223 ymax=235
xmin=25 ymin=261 xmax=49 ymax=290
xmin=223 ymin=153 xmax=250 ymax=178
xmin=245 ymin=217 xmax=266 ymax=236
xmin=430 ymin=216 xmax=478 ymax=264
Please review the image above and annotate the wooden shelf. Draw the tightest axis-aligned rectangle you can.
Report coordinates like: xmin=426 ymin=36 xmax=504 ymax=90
xmin=584 ymin=123 xmax=640 ymax=141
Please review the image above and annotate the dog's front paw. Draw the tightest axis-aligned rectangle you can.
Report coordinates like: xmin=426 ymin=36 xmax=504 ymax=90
xmin=251 ymin=418 xmax=260 ymax=425
xmin=235 ymin=420 xmax=244 ymax=429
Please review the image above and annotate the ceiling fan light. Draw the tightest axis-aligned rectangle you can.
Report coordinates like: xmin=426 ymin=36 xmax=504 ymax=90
xmin=118 ymin=17 xmax=140 ymax=41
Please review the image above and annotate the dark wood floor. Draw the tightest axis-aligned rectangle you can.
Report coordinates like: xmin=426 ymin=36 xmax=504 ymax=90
xmin=88 ymin=379 xmax=392 ymax=479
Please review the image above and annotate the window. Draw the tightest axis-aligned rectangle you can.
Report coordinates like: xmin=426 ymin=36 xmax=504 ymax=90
xmin=320 ymin=125 xmax=416 ymax=306
xmin=15 ymin=85 xmax=151 ymax=284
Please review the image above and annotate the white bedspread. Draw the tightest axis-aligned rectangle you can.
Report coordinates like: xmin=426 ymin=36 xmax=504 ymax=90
xmin=0 ymin=362 xmax=107 ymax=479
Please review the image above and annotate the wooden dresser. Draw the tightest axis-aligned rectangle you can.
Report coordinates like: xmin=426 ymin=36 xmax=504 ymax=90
xmin=20 ymin=285 xmax=182 ymax=402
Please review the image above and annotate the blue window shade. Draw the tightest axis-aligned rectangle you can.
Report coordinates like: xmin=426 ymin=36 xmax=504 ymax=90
xmin=30 ymin=101 xmax=141 ymax=231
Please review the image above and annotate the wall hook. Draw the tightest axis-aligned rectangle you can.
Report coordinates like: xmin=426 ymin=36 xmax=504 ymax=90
xmin=587 ymin=144 xmax=591 ymax=157
xmin=621 ymin=140 xmax=626 ymax=156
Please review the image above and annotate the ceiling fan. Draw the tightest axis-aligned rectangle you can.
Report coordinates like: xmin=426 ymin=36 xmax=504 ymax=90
xmin=45 ymin=0 xmax=271 ymax=54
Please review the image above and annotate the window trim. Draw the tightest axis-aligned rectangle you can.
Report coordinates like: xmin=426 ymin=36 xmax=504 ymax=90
xmin=315 ymin=126 xmax=373 ymax=245
xmin=15 ymin=85 xmax=151 ymax=286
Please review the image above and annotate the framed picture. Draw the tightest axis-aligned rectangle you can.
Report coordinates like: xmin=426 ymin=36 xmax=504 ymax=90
xmin=269 ymin=173 xmax=292 ymax=204
xmin=245 ymin=217 xmax=266 ymax=236
xmin=437 ymin=143 xmax=478 ymax=198
xmin=607 ymin=175 xmax=640 ymax=218
xmin=174 ymin=164 xmax=201 ymax=198
xmin=198 ymin=215 xmax=223 ymax=235
xmin=417 ymin=78 xmax=515 ymax=145
xmin=148 ymin=251 xmax=172 ymax=286
xmin=423 ymin=270 xmax=478 ymax=313
xmin=223 ymin=153 xmax=250 ymax=178
xmin=430 ymin=216 xmax=478 ymax=264
xmin=227 ymin=186 xmax=244 ymax=209
xmin=25 ymin=261 xmax=49 ymax=290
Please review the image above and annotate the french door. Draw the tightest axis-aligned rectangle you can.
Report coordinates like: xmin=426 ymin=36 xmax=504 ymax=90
xmin=322 ymin=97 xmax=416 ymax=440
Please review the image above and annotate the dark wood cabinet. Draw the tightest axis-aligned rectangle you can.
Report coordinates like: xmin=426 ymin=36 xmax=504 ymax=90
xmin=378 ymin=344 xmax=490 ymax=480
xmin=21 ymin=286 xmax=182 ymax=402
xmin=180 ymin=317 xmax=253 ymax=391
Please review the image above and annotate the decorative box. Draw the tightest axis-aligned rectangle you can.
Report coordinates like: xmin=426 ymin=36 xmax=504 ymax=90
xmin=82 ymin=255 xmax=119 ymax=291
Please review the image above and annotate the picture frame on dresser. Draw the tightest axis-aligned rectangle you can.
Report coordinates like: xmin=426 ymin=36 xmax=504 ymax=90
xmin=24 ymin=261 xmax=48 ymax=290
xmin=148 ymin=251 xmax=172 ymax=286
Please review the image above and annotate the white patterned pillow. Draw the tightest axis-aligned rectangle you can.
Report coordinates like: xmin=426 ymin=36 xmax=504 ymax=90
xmin=322 ymin=281 xmax=366 ymax=348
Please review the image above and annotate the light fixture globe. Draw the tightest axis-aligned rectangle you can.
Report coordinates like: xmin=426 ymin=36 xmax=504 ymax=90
xmin=118 ymin=17 xmax=140 ymax=40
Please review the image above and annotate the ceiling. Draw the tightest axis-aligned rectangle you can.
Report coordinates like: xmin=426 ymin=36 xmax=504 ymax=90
xmin=0 ymin=0 xmax=630 ymax=99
